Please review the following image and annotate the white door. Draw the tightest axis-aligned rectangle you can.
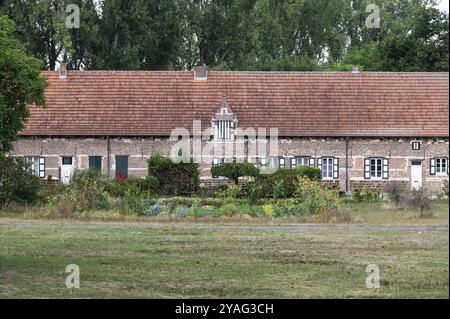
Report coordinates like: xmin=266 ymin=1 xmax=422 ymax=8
xmin=61 ymin=156 xmax=74 ymax=184
xmin=411 ymin=161 xmax=422 ymax=190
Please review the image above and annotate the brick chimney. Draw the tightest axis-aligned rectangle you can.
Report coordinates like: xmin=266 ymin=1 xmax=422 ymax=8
xmin=194 ymin=65 xmax=208 ymax=80
xmin=59 ymin=63 xmax=67 ymax=79
xmin=352 ymin=65 xmax=360 ymax=74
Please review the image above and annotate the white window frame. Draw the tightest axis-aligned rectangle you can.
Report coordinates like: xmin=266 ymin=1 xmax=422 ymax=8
xmin=364 ymin=157 xmax=389 ymax=180
xmin=26 ymin=156 xmax=45 ymax=178
xmin=216 ymin=120 xmax=232 ymax=140
xmin=319 ymin=157 xmax=336 ymax=180
xmin=435 ymin=157 xmax=448 ymax=175
xmin=278 ymin=157 xmax=285 ymax=169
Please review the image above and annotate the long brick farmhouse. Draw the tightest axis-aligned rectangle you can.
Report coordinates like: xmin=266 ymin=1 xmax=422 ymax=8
xmin=12 ymin=67 xmax=449 ymax=193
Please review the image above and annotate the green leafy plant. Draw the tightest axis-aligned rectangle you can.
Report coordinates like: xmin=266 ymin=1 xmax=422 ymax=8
xmin=211 ymin=162 xmax=259 ymax=185
xmin=147 ymin=154 xmax=199 ymax=196
xmin=0 ymin=155 xmax=42 ymax=209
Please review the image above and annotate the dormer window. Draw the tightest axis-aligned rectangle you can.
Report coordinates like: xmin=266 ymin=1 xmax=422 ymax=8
xmin=217 ymin=120 xmax=232 ymax=139
xmin=212 ymin=98 xmax=237 ymax=141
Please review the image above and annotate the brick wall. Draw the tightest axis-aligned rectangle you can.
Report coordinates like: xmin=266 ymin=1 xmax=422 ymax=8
xmin=12 ymin=137 xmax=449 ymax=194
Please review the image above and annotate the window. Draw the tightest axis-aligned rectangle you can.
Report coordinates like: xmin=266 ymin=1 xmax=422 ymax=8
xmin=216 ymin=120 xmax=232 ymax=139
xmin=62 ymin=156 xmax=73 ymax=165
xmin=290 ymin=158 xmax=297 ymax=169
xmin=212 ymin=158 xmax=225 ymax=178
xmin=26 ymin=157 xmax=45 ymax=178
xmin=278 ymin=157 xmax=285 ymax=169
xmin=412 ymin=142 xmax=421 ymax=151
xmin=89 ymin=156 xmax=102 ymax=171
xmin=364 ymin=158 xmax=389 ymax=179
xmin=431 ymin=158 xmax=448 ymax=175
xmin=289 ymin=157 xmax=314 ymax=169
xmin=259 ymin=158 xmax=269 ymax=167
xmin=115 ymin=156 xmax=128 ymax=178
xmin=317 ymin=157 xmax=339 ymax=179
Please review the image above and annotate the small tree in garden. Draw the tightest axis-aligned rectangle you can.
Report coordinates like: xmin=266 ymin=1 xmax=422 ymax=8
xmin=0 ymin=155 xmax=41 ymax=209
xmin=147 ymin=154 xmax=199 ymax=195
xmin=211 ymin=162 xmax=259 ymax=185
xmin=385 ymin=182 xmax=407 ymax=207
xmin=296 ymin=166 xmax=321 ymax=181
xmin=407 ymin=189 xmax=433 ymax=218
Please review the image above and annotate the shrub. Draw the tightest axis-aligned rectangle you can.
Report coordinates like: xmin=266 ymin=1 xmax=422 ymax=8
xmin=218 ymin=203 xmax=240 ymax=216
xmin=384 ymin=183 xmax=407 ymax=206
xmin=406 ymin=189 xmax=433 ymax=218
xmin=136 ymin=176 xmax=159 ymax=193
xmin=0 ymin=155 xmax=42 ymax=209
xmin=143 ymin=200 xmax=164 ymax=216
xmin=211 ymin=162 xmax=259 ymax=184
xmin=353 ymin=188 xmax=381 ymax=202
xmin=295 ymin=177 xmax=342 ymax=214
xmin=240 ymin=169 xmax=301 ymax=200
xmin=148 ymin=154 xmax=199 ymax=196
xmin=295 ymin=166 xmax=321 ymax=181
xmin=439 ymin=180 xmax=449 ymax=200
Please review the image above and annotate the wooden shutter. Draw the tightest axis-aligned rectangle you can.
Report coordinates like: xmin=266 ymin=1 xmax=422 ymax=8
xmin=364 ymin=158 xmax=370 ymax=179
xmin=333 ymin=158 xmax=339 ymax=179
xmin=430 ymin=158 xmax=436 ymax=175
xmin=39 ymin=157 xmax=45 ymax=178
xmin=382 ymin=158 xmax=389 ymax=179
xmin=309 ymin=158 xmax=315 ymax=167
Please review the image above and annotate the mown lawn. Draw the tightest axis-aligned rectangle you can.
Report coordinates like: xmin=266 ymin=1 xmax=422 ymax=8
xmin=0 ymin=219 xmax=448 ymax=298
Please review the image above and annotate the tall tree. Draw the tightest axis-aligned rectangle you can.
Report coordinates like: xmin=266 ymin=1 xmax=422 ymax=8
xmin=0 ymin=15 xmax=47 ymax=153
xmin=89 ymin=0 xmax=184 ymax=70
xmin=1 ymin=0 xmax=73 ymax=70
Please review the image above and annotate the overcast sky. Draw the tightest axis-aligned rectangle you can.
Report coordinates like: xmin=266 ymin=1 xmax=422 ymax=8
xmin=438 ymin=0 xmax=449 ymax=12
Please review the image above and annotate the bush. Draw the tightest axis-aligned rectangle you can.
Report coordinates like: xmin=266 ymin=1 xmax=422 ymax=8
xmin=295 ymin=177 xmax=342 ymax=214
xmin=353 ymin=188 xmax=381 ymax=202
xmin=0 ymin=155 xmax=42 ymax=209
xmin=211 ymin=162 xmax=259 ymax=184
xmin=137 ymin=176 xmax=159 ymax=193
xmin=218 ymin=203 xmax=241 ymax=216
xmin=295 ymin=166 xmax=321 ymax=181
xmin=385 ymin=183 xmax=407 ymax=206
xmin=148 ymin=154 xmax=199 ymax=196
xmin=406 ymin=189 xmax=433 ymax=218
xmin=144 ymin=200 xmax=164 ymax=216
xmin=240 ymin=169 xmax=301 ymax=200
xmin=439 ymin=180 xmax=449 ymax=200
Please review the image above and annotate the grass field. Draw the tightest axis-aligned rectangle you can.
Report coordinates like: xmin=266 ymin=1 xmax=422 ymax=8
xmin=0 ymin=218 xmax=448 ymax=298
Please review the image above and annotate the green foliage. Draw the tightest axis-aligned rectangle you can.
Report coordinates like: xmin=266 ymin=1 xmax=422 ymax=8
xmin=0 ymin=155 xmax=41 ymax=209
xmin=137 ymin=176 xmax=159 ymax=193
xmin=295 ymin=166 xmax=322 ymax=181
xmin=406 ymin=189 xmax=433 ymax=218
xmin=438 ymin=180 xmax=449 ymax=200
xmin=147 ymin=154 xmax=200 ymax=196
xmin=3 ymin=0 xmax=446 ymax=72
xmin=295 ymin=177 xmax=342 ymax=215
xmin=352 ymin=188 xmax=381 ymax=203
xmin=241 ymin=168 xmax=321 ymax=200
xmin=211 ymin=162 xmax=259 ymax=184
xmin=385 ymin=183 xmax=408 ymax=206
xmin=0 ymin=15 xmax=47 ymax=153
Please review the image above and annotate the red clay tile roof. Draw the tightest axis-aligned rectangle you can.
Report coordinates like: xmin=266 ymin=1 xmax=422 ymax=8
xmin=21 ymin=71 xmax=449 ymax=137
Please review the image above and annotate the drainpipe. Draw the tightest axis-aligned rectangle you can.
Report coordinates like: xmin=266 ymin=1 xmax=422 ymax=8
xmin=107 ymin=136 xmax=111 ymax=177
xmin=345 ymin=137 xmax=349 ymax=193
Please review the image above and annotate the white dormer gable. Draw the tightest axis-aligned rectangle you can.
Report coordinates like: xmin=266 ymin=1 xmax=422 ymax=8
xmin=212 ymin=98 xmax=238 ymax=140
